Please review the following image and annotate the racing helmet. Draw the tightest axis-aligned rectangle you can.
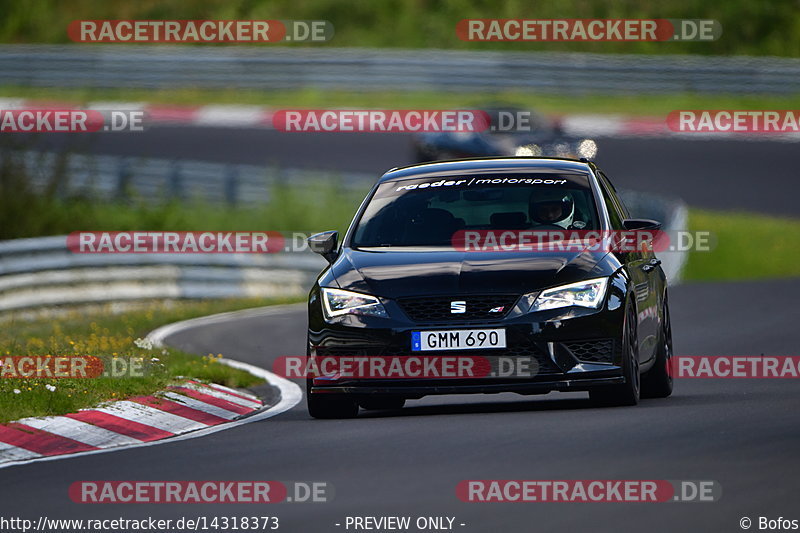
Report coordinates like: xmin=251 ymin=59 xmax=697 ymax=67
xmin=529 ymin=189 xmax=575 ymax=229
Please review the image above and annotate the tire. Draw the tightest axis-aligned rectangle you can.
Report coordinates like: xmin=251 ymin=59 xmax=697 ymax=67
xmin=590 ymin=302 xmax=640 ymax=407
xmin=306 ymin=380 xmax=359 ymax=419
xmin=641 ymin=294 xmax=674 ymax=399
xmin=358 ymin=396 xmax=406 ymax=411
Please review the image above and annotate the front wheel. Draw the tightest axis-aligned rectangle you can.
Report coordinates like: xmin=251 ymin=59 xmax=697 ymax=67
xmin=590 ymin=302 xmax=640 ymax=407
xmin=641 ymin=295 xmax=674 ymax=398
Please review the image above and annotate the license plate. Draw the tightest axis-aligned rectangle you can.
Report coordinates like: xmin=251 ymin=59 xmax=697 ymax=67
xmin=411 ymin=329 xmax=506 ymax=351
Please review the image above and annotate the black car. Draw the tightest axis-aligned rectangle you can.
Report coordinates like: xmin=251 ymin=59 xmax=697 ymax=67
xmin=412 ymin=105 xmax=598 ymax=162
xmin=306 ymin=157 xmax=673 ymax=418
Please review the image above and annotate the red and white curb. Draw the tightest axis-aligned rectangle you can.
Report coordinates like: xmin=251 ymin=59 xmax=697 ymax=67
xmin=0 ymin=305 xmax=303 ymax=469
xmin=5 ymin=97 xmax=797 ymax=141
xmin=0 ymin=380 xmax=261 ymax=464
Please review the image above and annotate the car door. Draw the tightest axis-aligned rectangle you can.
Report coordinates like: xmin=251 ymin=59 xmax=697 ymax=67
xmin=596 ymin=172 xmax=659 ymax=365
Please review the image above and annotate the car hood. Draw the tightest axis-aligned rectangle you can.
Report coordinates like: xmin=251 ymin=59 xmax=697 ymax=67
xmin=330 ymin=247 xmax=613 ymax=299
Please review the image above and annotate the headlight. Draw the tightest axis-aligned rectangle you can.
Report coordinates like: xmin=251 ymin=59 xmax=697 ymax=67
xmin=527 ymin=277 xmax=609 ymax=312
xmin=321 ymin=287 xmax=388 ymax=319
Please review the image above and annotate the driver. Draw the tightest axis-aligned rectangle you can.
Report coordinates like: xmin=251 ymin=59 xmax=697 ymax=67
xmin=529 ymin=189 xmax=575 ymax=229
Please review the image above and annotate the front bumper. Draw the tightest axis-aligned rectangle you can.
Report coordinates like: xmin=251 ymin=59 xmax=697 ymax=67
xmin=307 ymin=290 xmax=627 ymax=398
xmin=310 ymin=375 xmax=625 ymax=397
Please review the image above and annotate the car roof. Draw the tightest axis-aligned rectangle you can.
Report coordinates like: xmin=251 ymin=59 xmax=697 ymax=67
xmin=379 ymin=157 xmax=595 ymax=183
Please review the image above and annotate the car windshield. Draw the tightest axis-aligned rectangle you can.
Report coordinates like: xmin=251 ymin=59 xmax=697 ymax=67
xmin=351 ymin=173 xmax=600 ymax=247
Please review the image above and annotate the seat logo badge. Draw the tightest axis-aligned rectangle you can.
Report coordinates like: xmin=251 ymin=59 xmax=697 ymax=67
xmin=489 ymin=306 xmax=505 ymax=313
xmin=451 ymin=301 xmax=466 ymax=314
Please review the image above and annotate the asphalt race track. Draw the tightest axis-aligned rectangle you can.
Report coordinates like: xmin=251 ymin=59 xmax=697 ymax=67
xmin=1 ymin=131 xmax=798 ymax=532
xmin=0 ymin=280 xmax=798 ymax=531
xmin=26 ymin=126 xmax=800 ymax=216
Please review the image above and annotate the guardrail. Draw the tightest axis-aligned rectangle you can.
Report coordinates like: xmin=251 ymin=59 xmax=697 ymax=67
xmin=0 ymin=236 xmax=327 ymax=313
xmin=0 ymin=191 xmax=687 ymax=314
xmin=1 ymin=150 xmax=374 ymax=205
xmin=1 ymin=45 xmax=799 ymax=94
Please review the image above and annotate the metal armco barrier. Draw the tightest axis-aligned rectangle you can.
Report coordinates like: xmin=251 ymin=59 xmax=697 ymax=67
xmin=1 ymin=151 xmax=374 ymax=206
xmin=1 ymin=45 xmax=798 ymax=94
xmin=0 ymin=236 xmax=327 ymax=312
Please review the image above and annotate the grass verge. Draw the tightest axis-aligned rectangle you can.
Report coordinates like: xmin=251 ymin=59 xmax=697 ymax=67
xmin=3 ymin=86 xmax=800 ymax=117
xmin=683 ymin=209 xmax=800 ymax=281
xmin=0 ymin=297 xmax=301 ymax=424
xmin=0 ymin=158 xmax=367 ymax=240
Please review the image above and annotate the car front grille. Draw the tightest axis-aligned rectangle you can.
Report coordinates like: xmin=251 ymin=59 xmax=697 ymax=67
xmin=397 ymin=294 xmax=519 ymax=322
xmin=564 ymin=339 xmax=615 ymax=364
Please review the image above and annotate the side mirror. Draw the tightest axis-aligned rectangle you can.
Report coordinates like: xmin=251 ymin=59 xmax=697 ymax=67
xmin=307 ymin=231 xmax=339 ymax=263
xmin=622 ymin=218 xmax=662 ymax=231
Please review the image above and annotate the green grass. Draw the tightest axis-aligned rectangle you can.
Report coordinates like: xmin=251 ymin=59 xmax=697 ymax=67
xmin=2 ymin=0 xmax=799 ymax=56
xmin=0 ymin=189 xmax=364 ymax=240
xmin=0 ymin=144 xmax=367 ymax=239
xmin=0 ymin=297 xmax=301 ymax=424
xmin=4 ymin=85 xmax=800 ymax=117
xmin=683 ymin=209 xmax=800 ymax=281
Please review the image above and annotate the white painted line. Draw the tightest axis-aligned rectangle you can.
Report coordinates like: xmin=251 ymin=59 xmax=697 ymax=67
xmin=19 ymin=417 xmax=141 ymax=448
xmin=0 ymin=442 xmax=42 ymax=461
xmin=180 ymin=382 xmax=262 ymax=409
xmin=162 ymin=392 xmax=241 ymax=420
xmin=92 ymin=401 xmax=207 ymax=433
